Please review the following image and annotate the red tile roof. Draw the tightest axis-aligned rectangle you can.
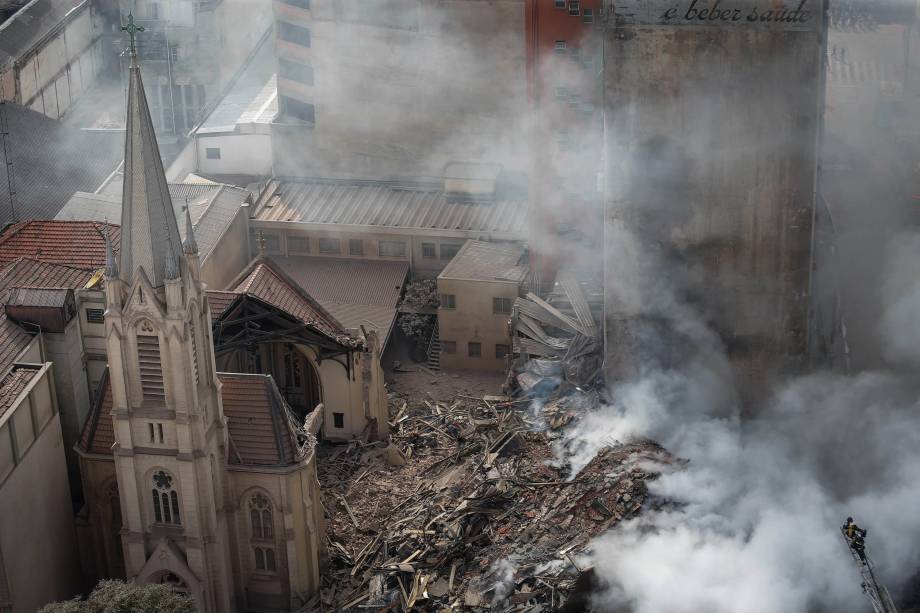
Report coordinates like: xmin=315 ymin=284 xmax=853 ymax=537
xmin=204 ymin=290 xmax=241 ymax=324
xmin=0 ymin=258 xmax=94 ymax=376
xmin=0 ymin=365 xmax=39 ymax=420
xmin=78 ymin=370 xmax=313 ymax=467
xmin=220 ymin=373 xmax=311 ymax=466
xmin=228 ymin=257 xmax=345 ymax=337
xmin=78 ymin=370 xmax=114 ymax=456
xmin=0 ymin=220 xmax=121 ymax=269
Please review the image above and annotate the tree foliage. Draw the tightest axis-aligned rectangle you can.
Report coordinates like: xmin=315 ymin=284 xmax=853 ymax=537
xmin=39 ymin=580 xmax=195 ymax=613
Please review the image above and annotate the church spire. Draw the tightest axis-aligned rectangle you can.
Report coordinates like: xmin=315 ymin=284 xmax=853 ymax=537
xmin=118 ymin=13 xmax=182 ymax=288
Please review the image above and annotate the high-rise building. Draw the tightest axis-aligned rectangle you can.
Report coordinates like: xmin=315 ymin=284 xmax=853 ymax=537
xmin=119 ymin=0 xmax=272 ymax=137
xmin=602 ymin=0 xmax=827 ymax=390
xmin=524 ymin=0 xmax=604 ymax=289
xmin=270 ymin=0 xmax=528 ymax=181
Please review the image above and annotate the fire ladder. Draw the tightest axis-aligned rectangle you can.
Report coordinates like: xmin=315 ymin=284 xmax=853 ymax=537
xmin=841 ymin=529 xmax=899 ymax=613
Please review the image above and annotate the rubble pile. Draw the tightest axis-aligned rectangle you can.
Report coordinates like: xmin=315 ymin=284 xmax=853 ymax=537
xmin=314 ymin=392 xmax=672 ymax=611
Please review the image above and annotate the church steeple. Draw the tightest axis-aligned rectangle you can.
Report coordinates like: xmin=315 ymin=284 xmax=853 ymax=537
xmin=118 ymin=14 xmax=182 ymax=288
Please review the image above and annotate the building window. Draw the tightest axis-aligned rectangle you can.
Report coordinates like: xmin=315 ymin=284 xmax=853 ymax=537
xmin=288 ymin=236 xmax=309 ymax=253
xmin=440 ymin=243 xmax=461 ymax=261
xmin=86 ymin=308 xmax=105 ymax=324
xmin=493 ymin=297 xmax=513 ymax=314
xmin=555 ymin=0 xmax=565 ymax=7
xmin=278 ymin=22 xmax=311 ymax=48
xmin=148 ymin=422 xmax=165 ymax=444
xmin=254 ymin=547 xmax=277 ymax=571
xmin=151 ymin=470 xmax=180 ymax=525
xmin=421 ymin=243 xmax=436 ymax=259
xmin=379 ymin=240 xmax=407 ymax=258
xmin=333 ymin=412 xmax=344 ymax=429
xmin=137 ymin=330 xmax=165 ymax=402
xmin=568 ymin=0 xmax=580 ymax=16
xmin=349 ymin=239 xmax=364 ymax=256
xmin=205 ymin=147 xmax=221 ymax=160
xmin=468 ymin=342 xmax=482 ymax=358
xmin=441 ymin=341 xmax=456 ymax=354
xmin=262 ymin=234 xmax=281 ymax=253
xmin=495 ymin=344 xmax=510 ymax=359
xmin=440 ymin=294 xmax=456 ymax=309
xmin=282 ymin=96 xmax=315 ymax=123
xmin=319 ymin=238 xmax=340 ymax=254
xmin=583 ymin=7 xmax=594 ymax=22
xmin=554 ymin=40 xmax=567 ymax=54
xmin=279 ymin=58 xmax=314 ymax=86
xmin=250 ymin=494 xmax=273 ymax=540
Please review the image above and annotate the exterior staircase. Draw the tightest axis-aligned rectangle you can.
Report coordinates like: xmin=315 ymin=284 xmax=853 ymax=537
xmin=426 ymin=321 xmax=441 ymax=372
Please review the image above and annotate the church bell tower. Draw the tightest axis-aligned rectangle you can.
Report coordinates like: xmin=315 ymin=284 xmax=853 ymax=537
xmin=102 ymin=15 xmax=234 ymax=612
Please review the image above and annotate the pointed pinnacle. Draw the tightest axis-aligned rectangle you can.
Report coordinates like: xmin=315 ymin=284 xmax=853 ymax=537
xmin=104 ymin=224 xmax=118 ymax=278
xmin=182 ymin=203 xmax=198 ymax=255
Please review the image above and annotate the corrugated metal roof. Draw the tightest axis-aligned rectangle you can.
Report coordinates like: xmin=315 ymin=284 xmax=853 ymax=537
xmin=270 ymin=256 xmax=406 ymax=308
xmin=0 ymin=0 xmax=85 ymax=63
xmin=439 ymin=240 xmax=527 ymax=283
xmin=269 ymin=255 xmax=407 ymax=344
xmin=0 ymin=103 xmax=122 ymax=224
xmin=197 ymin=39 xmax=277 ymax=134
xmin=56 ymin=184 xmax=249 ymax=263
xmin=253 ymin=179 xmax=527 ymax=237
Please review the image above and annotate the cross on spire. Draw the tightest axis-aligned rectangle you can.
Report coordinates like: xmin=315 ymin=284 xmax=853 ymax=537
xmin=121 ymin=13 xmax=144 ymax=58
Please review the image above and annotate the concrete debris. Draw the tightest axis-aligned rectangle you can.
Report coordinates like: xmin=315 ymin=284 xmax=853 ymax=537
xmin=510 ymin=271 xmax=604 ymax=392
xmin=315 ymin=389 xmax=673 ymax=611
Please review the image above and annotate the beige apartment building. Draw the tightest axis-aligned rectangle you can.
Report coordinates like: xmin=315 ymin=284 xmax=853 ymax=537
xmin=249 ymin=176 xmax=527 ymax=279
xmin=0 ymin=362 xmax=80 ymax=613
xmin=437 ymin=240 xmax=527 ymax=372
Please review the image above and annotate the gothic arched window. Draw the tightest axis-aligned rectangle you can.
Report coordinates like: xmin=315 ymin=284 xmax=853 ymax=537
xmin=249 ymin=494 xmax=276 ymax=573
xmin=254 ymin=547 xmax=276 ymax=572
xmin=151 ymin=470 xmax=181 ymax=525
xmin=249 ymin=493 xmax=273 ymax=539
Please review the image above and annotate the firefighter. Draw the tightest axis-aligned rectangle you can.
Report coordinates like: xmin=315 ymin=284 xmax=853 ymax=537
xmin=843 ymin=517 xmax=857 ymax=538
xmin=853 ymin=531 xmax=867 ymax=561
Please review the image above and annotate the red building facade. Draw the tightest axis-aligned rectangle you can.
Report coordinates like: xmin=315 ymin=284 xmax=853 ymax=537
xmin=525 ymin=0 xmax=604 ymax=289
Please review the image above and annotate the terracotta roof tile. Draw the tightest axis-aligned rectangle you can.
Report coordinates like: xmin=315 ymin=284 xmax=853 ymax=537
xmin=205 ymin=290 xmax=242 ymax=324
xmin=0 ymin=365 xmax=39 ymax=420
xmin=0 ymin=221 xmax=121 ymax=269
xmin=78 ymin=370 xmax=114 ymax=455
xmin=78 ymin=371 xmax=313 ymax=467
xmin=229 ymin=258 xmax=345 ymax=337
xmin=220 ymin=374 xmax=303 ymax=466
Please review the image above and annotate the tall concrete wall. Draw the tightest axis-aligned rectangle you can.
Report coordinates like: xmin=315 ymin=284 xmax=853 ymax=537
xmin=603 ymin=0 xmax=826 ymax=390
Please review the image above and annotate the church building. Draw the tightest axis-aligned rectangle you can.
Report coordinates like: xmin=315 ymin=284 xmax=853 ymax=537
xmin=74 ymin=19 xmax=343 ymax=611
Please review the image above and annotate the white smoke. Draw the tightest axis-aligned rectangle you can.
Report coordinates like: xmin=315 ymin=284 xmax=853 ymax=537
xmin=557 ymin=228 xmax=920 ymax=613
